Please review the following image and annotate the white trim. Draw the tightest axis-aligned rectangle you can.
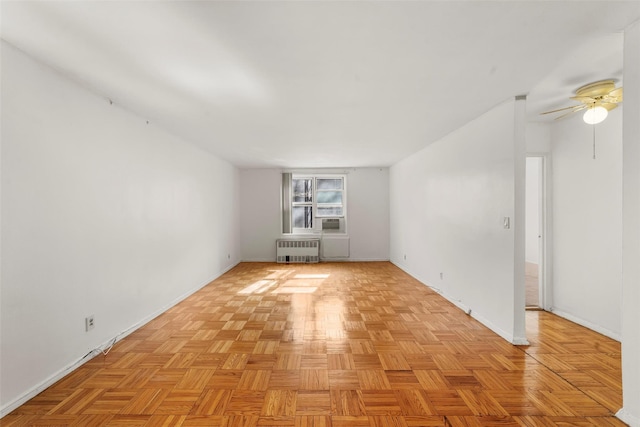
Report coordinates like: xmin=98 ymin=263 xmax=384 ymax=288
xmin=526 ymin=152 xmax=553 ymax=311
xmin=617 ymin=407 xmax=640 ymax=427
xmin=289 ymin=174 xmax=347 ymax=235
xmin=0 ymin=262 xmax=240 ymax=418
xmin=390 ymin=261 xmax=528 ymax=345
xmin=471 ymin=308 xmax=529 ymax=345
xmin=550 ymin=308 xmax=621 ymax=342
xmin=525 ymin=154 xmax=545 ymax=308
xmin=542 ymin=153 xmax=554 ymax=311
xmin=241 ymin=258 xmax=391 ymax=263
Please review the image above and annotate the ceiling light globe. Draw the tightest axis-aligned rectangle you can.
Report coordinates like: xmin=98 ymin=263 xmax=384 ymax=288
xmin=583 ymin=106 xmax=608 ymax=125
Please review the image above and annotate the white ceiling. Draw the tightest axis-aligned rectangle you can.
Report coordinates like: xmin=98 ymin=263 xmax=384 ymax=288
xmin=2 ymin=1 xmax=639 ymax=168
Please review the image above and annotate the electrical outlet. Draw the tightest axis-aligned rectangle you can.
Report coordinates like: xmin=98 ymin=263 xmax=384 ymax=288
xmin=85 ymin=315 xmax=95 ymax=331
xmin=403 ymin=254 xmax=407 ymax=260
xmin=440 ymin=272 xmax=444 ymax=280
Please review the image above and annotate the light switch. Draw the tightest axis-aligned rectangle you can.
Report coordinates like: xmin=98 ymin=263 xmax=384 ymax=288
xmin=503 ymin=217 xmax=510 ymax=229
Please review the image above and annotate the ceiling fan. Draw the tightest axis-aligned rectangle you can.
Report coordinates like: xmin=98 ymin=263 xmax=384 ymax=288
xmin=540 ymin=79 xmax=623 ymax=124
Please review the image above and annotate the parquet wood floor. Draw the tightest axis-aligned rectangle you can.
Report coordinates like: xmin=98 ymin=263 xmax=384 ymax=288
xmin=3 ymin=262 xmax=624 ymax=426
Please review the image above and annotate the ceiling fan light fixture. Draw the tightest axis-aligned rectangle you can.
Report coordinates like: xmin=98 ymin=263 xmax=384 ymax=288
xmin=583 ymin=105 xmax=608 ymax=124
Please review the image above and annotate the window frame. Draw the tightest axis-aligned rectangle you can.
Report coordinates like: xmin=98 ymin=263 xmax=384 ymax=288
xmin=315 ymin=177 xmax=345 ymax=218
xmin=291 ymin=176 xmax=314 ymax=231
xmin=289 ymin=174 xmax=347 ymax=235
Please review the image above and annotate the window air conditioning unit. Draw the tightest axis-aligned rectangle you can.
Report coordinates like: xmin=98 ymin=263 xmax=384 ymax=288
xmin=322 ymin=218 xmax=340 ymax=231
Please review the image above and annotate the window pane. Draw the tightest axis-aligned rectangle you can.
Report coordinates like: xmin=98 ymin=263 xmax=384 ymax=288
xmin=317 ymin=178 xmax=343 ymax=190
xmin=317 ymin=206 xmax=343 ymax=217
xmin=293 ymin=179 xmax=313 ymax=203
xmin=293 ymin=206 xmax=313 ymax=228
xmin=317 ymin=191 xmax=342 ymax=204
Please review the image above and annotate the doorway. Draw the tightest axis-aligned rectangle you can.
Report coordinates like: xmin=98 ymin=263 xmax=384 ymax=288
xmin=525 ymin=156 xmax=544 ymax=309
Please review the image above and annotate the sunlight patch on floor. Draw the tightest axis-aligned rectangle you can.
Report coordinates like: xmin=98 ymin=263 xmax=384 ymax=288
xmin=238 ymin=268 xmax=329 ymax=295
xmin=238 ymin=280 xmax=278 ymax=294
xmin=265 ymin=270 xmax=294 ymax=280
xmin=272 ymin=286 xmax=318 ymax=294
xmin=293 ymin=273 xmax=330 ymax=279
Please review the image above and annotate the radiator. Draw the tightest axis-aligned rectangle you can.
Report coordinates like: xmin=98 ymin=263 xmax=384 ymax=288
xmin=276 ymin=239 xmax=320 ymax=263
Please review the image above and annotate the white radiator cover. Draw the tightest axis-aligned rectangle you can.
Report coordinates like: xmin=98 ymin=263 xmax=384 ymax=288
xmin=322 ymin=236 xmax=350 ymax=259
xmin=276 ymin=239 xmax=320 ymax=263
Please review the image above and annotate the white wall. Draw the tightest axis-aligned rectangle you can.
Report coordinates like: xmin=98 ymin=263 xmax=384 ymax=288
xmin=239 ymin=169 xmax=283 ymax=262
xmin=239 ymin=168 xmax=390 ymax=262
xmin=620 ymin=19 xmax=640 ymax=427
xmin=526 ymin=122 xmax=552 ymax=153
xmin=0 ymin=42 xmax=241 ymax=414
xmin=550 ymin=107 xmax=622 ymax=339
xmin=345 ymin=168 xmax=390 ymax=261
xmin=390 ymin=99 xmax=525 ymax=343
xmin=525 ymin=122 xmax=552 ymax=267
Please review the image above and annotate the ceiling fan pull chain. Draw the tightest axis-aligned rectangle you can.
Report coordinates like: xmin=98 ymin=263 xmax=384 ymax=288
xmin=593 ymin=123 xmax=596 ymax=160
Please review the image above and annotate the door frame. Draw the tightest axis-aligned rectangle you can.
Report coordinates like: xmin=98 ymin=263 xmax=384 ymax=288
xmin=526 ymin=153 xmax=552 ymax=311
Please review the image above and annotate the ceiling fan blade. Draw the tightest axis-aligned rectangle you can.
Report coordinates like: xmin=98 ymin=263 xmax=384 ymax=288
xmin=541 ymin=82 xmax=623 ymax=119
xmin=540 ymin=104 xmax=585 ymax=115
xmin=603 ymin=87 xmax=623 ymax=103
xmin=554 ymin=104 xmax=587 ymax=120
xmin=570 ymin=95 xmax=597 ymax=103
xmin=609 ymin=87 xmax=623 ymax=98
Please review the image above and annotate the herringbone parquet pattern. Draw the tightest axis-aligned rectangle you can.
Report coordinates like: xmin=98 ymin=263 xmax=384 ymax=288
xmin=3 ymin=262 xmax=623 ymax=426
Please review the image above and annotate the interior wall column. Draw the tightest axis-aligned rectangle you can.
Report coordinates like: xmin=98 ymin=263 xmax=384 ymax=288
xmin=619 ymin=19 xmax=640 ymax=427
xmin=513 ymin=94 xmax=528 ymax=344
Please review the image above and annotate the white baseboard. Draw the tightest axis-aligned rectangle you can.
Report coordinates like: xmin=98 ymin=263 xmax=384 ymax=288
xmin=321 ymin=258 xmax=390 ymax=262
xmin=390 ymin=260 xmax=529 ymax=346
xmin=0 ymin=262 xmax=239 ymax=418
xmin=241 ymin=258 xmax=391 ymax=263
xmin=391 ymin=261 xmax=618 ymax=344
xmin=617 ymin=407 xmax=640 ymax=427
xmin=550 ymin=308 xmax=621 ymax=342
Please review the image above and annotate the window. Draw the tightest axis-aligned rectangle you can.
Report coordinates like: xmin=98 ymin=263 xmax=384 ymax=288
xmin=316 ymin=178 xmax=344 ymax=217
xmin=284 ymin=174 xmax=346 ymax=234
xmin=292 ymin=177 xmax=314 ymax=229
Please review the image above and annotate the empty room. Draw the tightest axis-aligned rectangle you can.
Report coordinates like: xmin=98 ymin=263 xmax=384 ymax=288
xmin=2 ymin=1 xmax=640 ymax=426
